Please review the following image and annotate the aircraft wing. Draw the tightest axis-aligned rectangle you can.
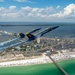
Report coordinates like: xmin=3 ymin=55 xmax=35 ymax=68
xmin=0 ymin=27 xmax=41 ymax=49
xmin=0 ymin=26 xmax=59 ymax=50
xmin=0 ymin=28 xmax=41 ymax=50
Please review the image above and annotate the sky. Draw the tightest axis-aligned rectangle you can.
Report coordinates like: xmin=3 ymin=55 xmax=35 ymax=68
xmin=0 ymin=0 xmax=75 ymax=22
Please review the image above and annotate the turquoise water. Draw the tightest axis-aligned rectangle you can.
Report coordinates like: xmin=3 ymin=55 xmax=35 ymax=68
xmin=0 ymin=64 xmax=63 ymax=75
xmin=58 ymin=59 xmax=75 ymax=75
xmin=0 ymin=59 xmax=75 ymax=75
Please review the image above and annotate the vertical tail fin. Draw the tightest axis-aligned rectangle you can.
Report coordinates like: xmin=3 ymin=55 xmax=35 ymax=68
xmin=26 ymin=33 xmax=35 ymax=41
xmin=19 ymin=33 xmax=25 ymax=38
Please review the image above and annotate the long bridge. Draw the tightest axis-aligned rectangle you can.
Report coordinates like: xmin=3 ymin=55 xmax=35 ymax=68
xmin=46 ymin=53 xmax=69 ymax=75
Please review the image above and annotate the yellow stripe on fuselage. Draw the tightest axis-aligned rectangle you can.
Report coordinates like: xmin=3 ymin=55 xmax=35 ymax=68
xmin=35 ymin=27 xmax=51 ymax=35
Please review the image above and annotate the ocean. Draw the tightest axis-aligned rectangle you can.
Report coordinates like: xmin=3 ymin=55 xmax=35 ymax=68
xmin=0 ymin=22 xmax=75 ymax=75
xmin=0 ymin=22 xmax=75 ymax=38
xmin=0 ymin=59 xmax=75 ymax=75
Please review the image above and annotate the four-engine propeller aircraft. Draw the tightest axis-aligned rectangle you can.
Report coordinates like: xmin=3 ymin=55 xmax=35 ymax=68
xmin=0 ymin=26 xmax=59 ymax=50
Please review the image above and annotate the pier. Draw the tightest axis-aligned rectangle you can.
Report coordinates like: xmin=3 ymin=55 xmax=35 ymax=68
xmin=46 ymin=54 xmax=69 ymax=75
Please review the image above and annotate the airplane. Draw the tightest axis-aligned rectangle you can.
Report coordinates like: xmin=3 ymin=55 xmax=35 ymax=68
xmin=0 ymin=26 xmax=59 ymax=50
xmin=0 ymin=28 xmax=41 ymax=46
xmin=26 ymin=26 xmax=59 ymax=41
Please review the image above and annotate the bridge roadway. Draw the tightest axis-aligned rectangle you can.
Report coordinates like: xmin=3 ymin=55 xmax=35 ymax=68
xmin=46 ymin=54 xmax=69 ymax=75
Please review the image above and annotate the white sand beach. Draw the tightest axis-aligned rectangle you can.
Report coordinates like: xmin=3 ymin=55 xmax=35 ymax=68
xmin=0 ymin=54 xmax=52 ymax=67
xmin=0 ymin=49 xmax=75 ymax=67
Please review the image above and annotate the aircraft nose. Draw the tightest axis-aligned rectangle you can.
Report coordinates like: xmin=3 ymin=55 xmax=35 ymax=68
xmin=52 ymin=26 xmax=59 ymax=30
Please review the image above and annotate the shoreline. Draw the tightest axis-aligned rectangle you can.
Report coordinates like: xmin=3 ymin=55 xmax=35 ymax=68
xmin=0 ymin=54 xmax=52 ymax=67
xmin=0 ymin=58 xmax=75 ymax=68
xmin=0 ymin=50 xmax=75 ymax=67
xmin=0 ymin=59 xmax=75 ymax=75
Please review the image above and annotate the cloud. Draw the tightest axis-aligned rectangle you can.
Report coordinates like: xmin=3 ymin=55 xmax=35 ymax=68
xmin=15 ymin=0 xmax=36 ymax=4
xmin=50 ymin=4 xmax=75 ymax=18
xmin=20 ymin=6 xmax=53 ymax=18
xmin=56 ymin=5 xmax=60 ymax=9
xmin=9 ymin=6 xmax=16 ymax=10
xmin=0 ymin=6 xmax=53 ymax=21
xmin=64 ymin=4 xmax=75 ymax=16
xmin=0 ymin=6 xmax=18 ymax=18
xmin=0 ymin=4 xmax=75 ymax=22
